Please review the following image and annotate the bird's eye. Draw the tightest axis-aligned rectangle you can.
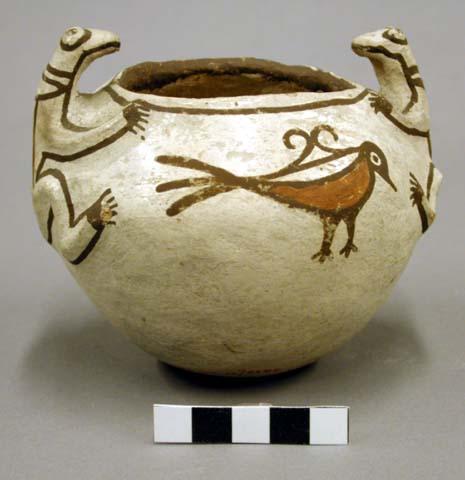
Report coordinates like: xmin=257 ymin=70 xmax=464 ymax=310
xmin=60 ymin=26 xmax=90 ymax=51
xmin=370 ymin=153 xmax=382 ymax=166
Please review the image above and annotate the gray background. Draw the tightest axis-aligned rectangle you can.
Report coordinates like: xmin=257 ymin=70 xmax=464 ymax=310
xmin=1 ymin=0 xmax=463 ymax=478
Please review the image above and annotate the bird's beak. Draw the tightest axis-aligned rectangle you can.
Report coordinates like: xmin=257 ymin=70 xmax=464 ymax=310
xmin=383 ymin=173 xmax=397 ymax=192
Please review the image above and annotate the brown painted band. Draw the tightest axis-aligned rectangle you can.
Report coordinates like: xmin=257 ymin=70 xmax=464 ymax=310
xmin=382 ymin=110 xmax=429 ymax=138
xmin=109 ymin=86 xmax=370 ymax=115
xmin=36 ymin=90 xmax=67 ymax=101
xmin=42 ymin=72 xmax=69 ymax=90
xmin=59 ymin=41 xmax=122 ymax=132
xmin=426 ymin=162 xmax=435 ymax=199
xmin=382 ymin=29 xmax=408 ymax=45
xmin=70 ymin=229 xmax=104 ymax=265
xmin=107 ymin=84 xmax=429 ymax=143
xmin=60 ymin=28 xmax=92 ymax=51
xmin=46 ymin=63 xmax=73 ymax=79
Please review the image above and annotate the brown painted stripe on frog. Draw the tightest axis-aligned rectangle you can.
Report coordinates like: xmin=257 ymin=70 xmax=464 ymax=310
xmin=380 ymin=109 xmax=429 ymax=138
xmin=361 ymin=45 xmax=423 ymax=114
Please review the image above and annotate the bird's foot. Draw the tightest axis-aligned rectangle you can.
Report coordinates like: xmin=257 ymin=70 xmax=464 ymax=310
xmin=339 ymin=242 xmax=358 ymax=258
xmin=311 ymin=248 xmax=334 ymax=263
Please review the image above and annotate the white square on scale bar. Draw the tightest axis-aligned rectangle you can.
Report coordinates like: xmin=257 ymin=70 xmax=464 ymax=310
xmin=232 ymin=406 xmax=270 ymax=443
xmin=310 ymin=407 xmax=349 ymax=445
xmin=153 ymin=405 xmax=192 ymax=443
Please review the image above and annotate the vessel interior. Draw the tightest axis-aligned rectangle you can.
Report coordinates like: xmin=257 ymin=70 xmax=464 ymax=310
xmin=117 ymin=58 xmax=355 ymax=98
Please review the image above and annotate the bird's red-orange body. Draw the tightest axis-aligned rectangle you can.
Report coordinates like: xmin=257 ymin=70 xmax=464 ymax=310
xmin=268 ymin=159 xmax=372 ymax=212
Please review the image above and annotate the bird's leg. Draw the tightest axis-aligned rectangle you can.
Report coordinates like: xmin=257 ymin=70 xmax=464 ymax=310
xmin=339 ymin=212 xmax=359 ymax=258
xmin=312 ymin=215 xmax=340 ymax=263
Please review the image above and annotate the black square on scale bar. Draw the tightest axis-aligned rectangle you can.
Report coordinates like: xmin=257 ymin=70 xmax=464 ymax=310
xmin=192 ymin=407 xmax=232 ymax=443
xmin=270 ymin=407 xmax=310 ymax=444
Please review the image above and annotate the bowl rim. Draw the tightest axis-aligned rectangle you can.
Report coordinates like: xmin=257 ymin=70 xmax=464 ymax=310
xmin=108 ymin=57 xmax=367 ymax=115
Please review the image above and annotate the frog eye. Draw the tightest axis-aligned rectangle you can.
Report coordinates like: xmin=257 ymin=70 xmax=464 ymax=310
xmin=383 ymin=27 xmax=408 ymax=45
xmin=60 ymin=26 xmax=91 ymax=51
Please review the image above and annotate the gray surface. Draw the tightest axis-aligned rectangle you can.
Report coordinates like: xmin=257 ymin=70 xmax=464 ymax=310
xmin=1 ymin=0 xmax=464 ymax=478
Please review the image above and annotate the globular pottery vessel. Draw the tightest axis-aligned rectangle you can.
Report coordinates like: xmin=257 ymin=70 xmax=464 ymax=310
xmin=33 ymin=26 xmax=442 ymax=376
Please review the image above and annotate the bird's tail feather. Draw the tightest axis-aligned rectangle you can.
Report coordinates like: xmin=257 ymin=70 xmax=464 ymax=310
xmin=156 ymin=155 xmax=238 ymax=182
xmin=166 ymin=184 xmax=237 ymax=216
xmin=156 ymin=177 xmax=214 ymax=192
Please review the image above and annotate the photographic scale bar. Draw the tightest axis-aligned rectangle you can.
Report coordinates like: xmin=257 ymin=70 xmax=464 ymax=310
xmin=154 ymin=405 xmax=349 ymax=445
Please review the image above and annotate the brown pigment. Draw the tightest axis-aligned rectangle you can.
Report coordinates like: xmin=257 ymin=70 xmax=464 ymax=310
xmin=117 ymin=58 xmax=355 ymax=98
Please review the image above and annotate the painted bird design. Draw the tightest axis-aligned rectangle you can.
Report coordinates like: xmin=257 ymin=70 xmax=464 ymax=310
xmin=155 ymin=125 xmax=397 ymax=262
